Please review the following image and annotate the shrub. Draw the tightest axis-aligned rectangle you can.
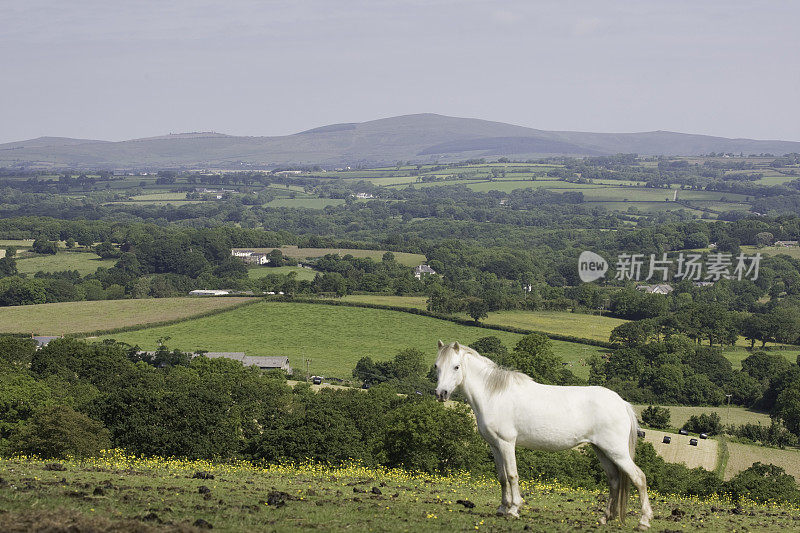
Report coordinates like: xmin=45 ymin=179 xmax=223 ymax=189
xmin=682 ymin=412 xmax=723 ymax=435
xmin=10 ymin=405 xmax=110 ymax=458
xmin=724 ymin=463 xmax=800 ymax=504
xmin=641 ymin=405 xmax=671 ymax=429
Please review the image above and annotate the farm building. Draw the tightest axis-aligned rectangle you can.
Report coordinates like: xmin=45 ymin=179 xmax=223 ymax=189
xmin=189 ymin=289 xmax=231 ymax=296
xmin=202 ymin=353 xmax=292 ymax=374
xmin=231 ymin=249 xmax=254 ymax=258
xmin=635 ymin=283 xmax=674 ymax=295
xmin=243 ymin=253 xmax=270 ymax=265
xmin=775 ymin=241 xmax=799 ymax=247
xmin=414 ymin=264 xmax=437 ymax=279
xmin=32 ymin=335 xmax=61 ymax=349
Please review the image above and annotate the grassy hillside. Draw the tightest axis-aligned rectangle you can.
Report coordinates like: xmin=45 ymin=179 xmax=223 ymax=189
xmin=632 ymin=404 xmax=771 ymax=428
xmin=2 ymin=454 xmax=798 ymax=532
xmin=98 ymin=301 xmax=605 ymax=379
xmin=0 ymin=297 xmax=254 ymax=335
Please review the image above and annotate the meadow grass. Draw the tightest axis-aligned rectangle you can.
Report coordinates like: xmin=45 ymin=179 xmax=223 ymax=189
xmin=248 ymin=265 xmax=318 ymax=281
xmin=0 ymin=297 xmax=253 ymax=335
xmin=1 ymin=453 xmax=798 ymax=532
xmin=15 ymin=251 xmax=117 ymax=275
xmin=338 ymin=294 xmax=429 ymax=309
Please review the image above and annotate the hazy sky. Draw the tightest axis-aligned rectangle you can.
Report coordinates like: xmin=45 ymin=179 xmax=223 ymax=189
xmin=2 ymin=0 xmax=798 ymax=143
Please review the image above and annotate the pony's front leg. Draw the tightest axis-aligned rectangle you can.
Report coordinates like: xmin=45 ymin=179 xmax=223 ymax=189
xmin=489 ymin=444 xmax=510 ymax=515
xmin=496 ymin=440 xmax=522 ymax=517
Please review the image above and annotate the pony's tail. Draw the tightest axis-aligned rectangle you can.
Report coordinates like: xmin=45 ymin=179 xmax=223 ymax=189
xmin=617 ymin=403 xmax=638 ymax=522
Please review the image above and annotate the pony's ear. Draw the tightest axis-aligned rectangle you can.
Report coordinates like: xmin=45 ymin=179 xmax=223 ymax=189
xmin=453 ymin=341 xmax=461 ymax=351
xmin=437 ymin=340 xmax=444 ymax=349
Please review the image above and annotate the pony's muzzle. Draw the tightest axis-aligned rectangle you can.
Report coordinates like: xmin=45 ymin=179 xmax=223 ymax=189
xmin=435 ymin=389 xmax=449 ymax=401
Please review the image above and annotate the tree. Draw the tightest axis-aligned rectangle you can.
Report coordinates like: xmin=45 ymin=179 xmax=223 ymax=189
xmin=10 ymin=405 xmax=110 ymax=458
xmin=94 ymin=241 xmax=120 ymax=259
xmin=682 ymin=412 xmax=722 ymax=435
xmin=725 ymin=463 xmax=800 ymax=504
xmin=469 ymin=336 xmax=509 ymax=365
xmin=774 ymin=379 xmax=800 ymax=436
xmin=267 ymin=248 xmax=285 ymax=267
xmin=641 ymin=405 xmax=671 ymax=429
xmin=0 ymin=256 xmax=17 ymax=277
xmin=466 ymin=297 xmax=488 ymax=323
xmin=510 ymin=334 xmax=563 ymax=384
xmin=32 ymin=238 xmax=58 ymax=255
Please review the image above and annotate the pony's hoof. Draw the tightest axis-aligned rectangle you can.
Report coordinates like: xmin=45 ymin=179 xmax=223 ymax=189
xmin=635 ymin=522 xmax=650 ymax=531
xmin=496 ymin=506 xmax=507 ymax=516
xmin=507 ymin=508 xmax=520 ymax=518
xmin=598 ymin=516 xmax=607 ymax=525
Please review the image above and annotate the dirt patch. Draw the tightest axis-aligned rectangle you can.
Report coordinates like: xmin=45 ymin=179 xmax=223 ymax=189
xmin=0 ymin=508 xmax=197 ymax=532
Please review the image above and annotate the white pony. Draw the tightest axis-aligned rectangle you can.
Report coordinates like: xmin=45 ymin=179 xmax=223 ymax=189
xmin=434 ymin=341 xmax=653 ymax=530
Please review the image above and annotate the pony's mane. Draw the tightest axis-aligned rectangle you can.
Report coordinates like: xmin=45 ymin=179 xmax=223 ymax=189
xmin=458 ymin=344 xmax=532 ymax=395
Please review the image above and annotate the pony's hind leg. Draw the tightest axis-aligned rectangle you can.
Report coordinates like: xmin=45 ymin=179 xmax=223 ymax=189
xmin=592 ymin=445 xmax=620 ymax=524
xmin=613 ymin=456 xmax=653 ymax=531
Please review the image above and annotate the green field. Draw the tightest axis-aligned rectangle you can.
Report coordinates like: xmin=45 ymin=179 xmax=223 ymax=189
xmin=265 ymin=198 xmax=345 ymax=209
xmin=15 ymin=251 xmax=117 ymax=275
xmin=481 ymin=310 xmax=626 ymax=343
xmin=2 ymin=455 xmax=798 ymax=533
xmin=248 ymin=265 xmax=318 ymax=280
xmin=235 ymin=246 xmax=426 ymax=267
xmin=725 ymin=442 xmax=800 ymax=481
xmin=98 ymin=301 xmax=605 ymax=380
xmin=0 ymin=297 xmax=253 ymax=335
xmin=128 ymin=192 xmax=188 ymax=201
xmin=339 ymin=294 xmax=429 ymax=308
xmin=740 ymin=244 xmax=800 ymax=260
xmin=632 ymin=404 xmax=771 ymax=429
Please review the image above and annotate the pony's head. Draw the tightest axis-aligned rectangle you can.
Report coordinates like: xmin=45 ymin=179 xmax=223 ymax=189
xmin=434 ymin=340 xmax=465 ymax=401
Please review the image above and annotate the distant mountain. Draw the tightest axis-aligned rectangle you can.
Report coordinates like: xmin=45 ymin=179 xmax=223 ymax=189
xmin=1 ymin=114 xmax=798 ymax=169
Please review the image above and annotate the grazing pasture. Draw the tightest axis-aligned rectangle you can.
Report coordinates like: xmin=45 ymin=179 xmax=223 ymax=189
xmin=15 ymin=251 xmax=117 ymax=275
xmin=2 ymin=454 xmax=798 ymax=533
xmin=481 ymin=310 xmax=625 ymax=343
xmin=725 ymin=442 xmax=800 ymax=481
xmin=235 ymin=245 xmax=426 ymax=267
xmin=98 ymin=301 xmax=604 ymax=380
xmin=265 ymin=197 xmax=345 ymax=209
xmin=632 ymin=404 xmax=771 ymax=429
xmin=0 ymin=297 xmax=253 ymax=335
xmin=248 ymin=265 xmax=317 ymax=281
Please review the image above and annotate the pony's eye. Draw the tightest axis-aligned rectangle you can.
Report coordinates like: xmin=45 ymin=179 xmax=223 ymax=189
xmin=454 ymin=365 xmax=460 ymax=370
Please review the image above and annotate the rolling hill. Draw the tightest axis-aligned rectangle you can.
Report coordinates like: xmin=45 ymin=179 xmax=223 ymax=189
xmin=2 ymin=113 xmax=799 ymax=169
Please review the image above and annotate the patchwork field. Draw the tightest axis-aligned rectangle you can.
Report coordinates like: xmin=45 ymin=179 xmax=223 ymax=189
xmin=15 ymin=251 xmax=117 ymax=275
xmin=97 ymin=301 xmax=605 ymax=380
xmin=0 ymin=297 xmax=254 ymax=335
xmin=4 ymin=455 xmax=798 ymax=533
xmin=233 ymin=246 xmax=426 ymax=267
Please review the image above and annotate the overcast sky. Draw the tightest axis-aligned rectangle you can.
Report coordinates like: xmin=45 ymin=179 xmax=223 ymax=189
xmin=2 ymin=0 xmax=798 ymax=143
